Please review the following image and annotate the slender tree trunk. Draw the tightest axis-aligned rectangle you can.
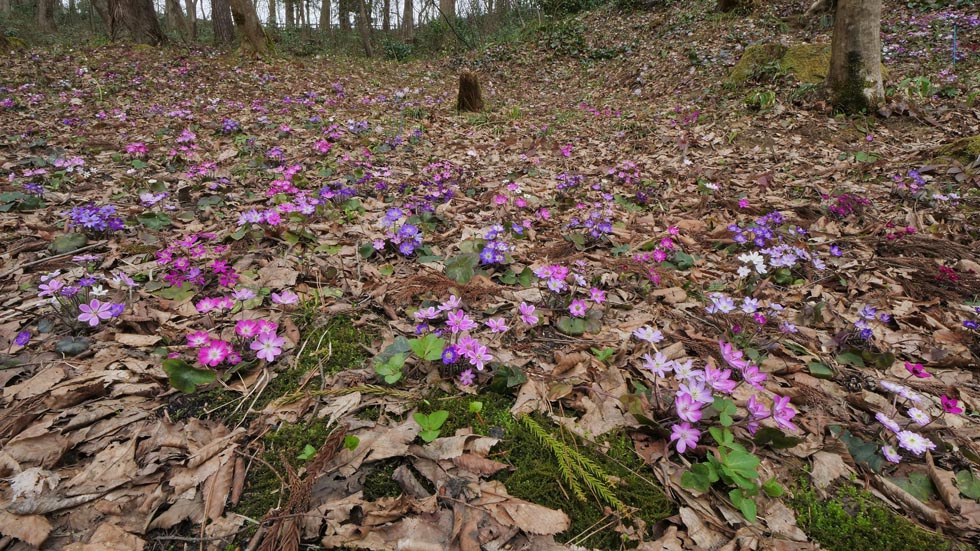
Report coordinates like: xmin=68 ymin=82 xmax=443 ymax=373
xmin=229 ymin=0 xmax=269 ymax=53
xmin=401 ymin=0 xmax=411 ymax=37
xmin=185 ymin=0 xmax=196 ymax=38
xmin=0 ymin=0 xmax=10 ymax=13
xmin=166 ymin=0 xmax=189 ymax=39
xmin=355 ymin=0 xmax=371 ymax=55
xmin=382 ymin=0 xmax=389 ymax=31
xmin=338 ymin=0 xmax=349 ymax=30
xmin=319 ymin=0 xmax=329 ymax=30
xmin=438 ymin=0 xmax=453 ymax=19
xmin=284 ymin=0 xmax=293 ymax=25
xmin=495 ymin=0 xmax=506 ymax=17
xmin=108 ymin=0 xmax=166 ymax=44
xmin=212 ymin=0 xmax=234 ymax=43
xmin=828 ymin=0 xmax=883 ymax=112
xmin=0 ymin=22 xmax=8 ymax=48
xmin=67 ymin=0 xmax=76 ymax=21
xmin=37 ymin=0 xmax=57 ymax=32
xmin=268 ymin=0 xmax=277 ymax=25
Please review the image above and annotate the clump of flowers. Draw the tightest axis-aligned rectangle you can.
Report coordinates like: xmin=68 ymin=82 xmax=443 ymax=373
xmin=703 ymin=292 xmax=799 ymax=335
xmin=125 ymin=142 xmax=148 ymax=158
xmin=607 ymin=161 xmax=659 ymax=205
xmin=63 ymin=203 xmax=125 ymax=235
xmin=184 ymin=319 xmax=285 ymax=368
xmin=824 ymin=192 xmax=871 ymax=219
xmin=853 ymin=304 xmax=891 ymax=341
xmin=479 ymin=224 xmax=512 ymax=266
xmin=728 ymin=211 xmax=827 ymax=280
xmin=155 ymin=233 xmax=237 ymax=289
xmin=399 ymin=161 xmax=464 ymax=213
xmin=36 ymin=270 xmax=126 ymax=331
xmin=374 ymin=207 xmax=424 ymax=256
xmin=410 ymin=295 xmax=502 ymax=386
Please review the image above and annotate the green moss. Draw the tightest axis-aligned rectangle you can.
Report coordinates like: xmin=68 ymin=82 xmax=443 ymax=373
xmin=433 ymin=391 xmax=674 ymax=549
xmin=362 ymin=458 xmax=406 ymax=500
xmin=294 ymin=315 xmax=372 ymax=376
xmin=833 ymin=51 xmax=873 ymax=113
xmin=727 ymin=43 xmax=787 ymax=85
xmin=779 ymin=43 xmax=831 ymax=84
xmin=935 ymin=135 xmax=980 ymax=165
xmin=790 ymin=478 xmax=970 ymax=551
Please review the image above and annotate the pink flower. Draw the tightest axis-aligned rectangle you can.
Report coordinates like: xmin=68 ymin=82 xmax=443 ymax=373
xmin=518 ymin=302 xmax=538 ymax=326
xmin=771 ymin=395 xmax=798 ymax=432
xmin=670 ymin=422 xmax=700 ymax=454
xmin=904 ymin=362 xmax=931 ymax=378
xmin=186 ymin=331 xmax=211 ymax=348
xmin=738 ymin=198 xmax=749 ymax=209
xmin=447 ymin=309 xmax=477 ymax=334
xmin=198 ymin=339 xmax=232 ymax=367
xmin=718 ymin=340 xmax=748 ymax=370
xmin=235 ymin=320 xmax=260 ymax=338
xmin=703 ymin=364 xmax=736 ymax=394
xmin=741 ymin=364 xmax=767 ymax=390
xmin=78 ymin=299 xmax=113 ymax=327
xmin=271 ymin=289 xmax=299 ymax=305
xmin=675 ymin=392 xmax=702 ymax=424
xmin=250 ymin=333 xmax=284 ymax=362
xmin=746 ymin=394 xmax=768 ymax=419
xmin=941 ymin=395 xmax=963 ymax=414
xmin=589 ymin=288 xmax=606 ymax=304
xmin=255 ymin=320 xmax=278 ymax=336
xmin=568 ymin=299 xmax=587 ymax=317
xmin=485 ymin=318 xmax=508 ymax=333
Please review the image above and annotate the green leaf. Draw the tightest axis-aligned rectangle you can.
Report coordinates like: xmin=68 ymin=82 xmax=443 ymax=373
xmin=445 ymin=253 xmax=480 ymax=284
xmin=753 ymin=427 xmax=803 ymax=450
xmin=136 ymin=211 xmax=172 ymax=230
xmin=419 ymin=429 xmax=440 ymax=443
xmin=891 ymin=473 xmax=937 ymax=502
xmin=343 ymin=435 xmax=360 ymax=451
xmin=731 ymin=488 xmax=757 ymax=522
xmin=591 ymin=347 xmax=615 ymax=362
xmin=721 ymin=448 xmax=761 ymax=480
xmin=673 ymin=251 xmax=695 ymax=270
xmin=358 ymin=242 xmax=376 ymax=258
xmin=956 ymin=471 xmax=980 ymax=500
xmin=762 ymin=477 xmax=784 ymax=497
xmin=469 ymin=401 xmax=484 ymax=414
xmin=836 ymin=350 xmax=866 ymax=368
xmin=156 ymin=285 xmax=196 ymax=301
xmin=374 ymin=352 xmax=405 ymax=384
xmin=408 ymin=334 xmax=446 ymax=361
xmin=832 ymin=426 xmax=884 ymax=472
xmin=49 ymin=233 xmax=88 ymax=254
xmin=297 ymin=444 xmax=317 ymax=461
xmin=379 ymin=264 xmax=395 ymax=277
xmin=428 ymin=410 xmax=449 ymax=428
xmin=807 ymin=361 xmax=835 ymax=379
xmin=54 ymin=336 xmax=91 ymax=356
xmin=162 ymin=358 xmax=216 ymax=394
xmin=682 ymin=465 xmax=712 ymax=493
xmin=517 ymin=266 xmax=536 ymax=287
xmin=556 ymin=316 xmax=588 ymax=336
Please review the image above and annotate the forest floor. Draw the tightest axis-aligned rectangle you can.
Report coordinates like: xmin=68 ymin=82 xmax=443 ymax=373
xmin=1 ymin=1 xmax=979 ymax=550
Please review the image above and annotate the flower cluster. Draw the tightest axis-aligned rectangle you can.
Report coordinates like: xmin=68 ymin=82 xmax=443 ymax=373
xmin=375 ymin=207 xmax=423 ymax=256
xmin=649 ymin=341 xmax=797 ymax=454
xmin=704 ymin=292 xmax=798 ymax=334
xmin=399 ymin=161 xmax=463 ymax=213
xmin=63 ymin=203 xmax=125 ymax=234
xmin=824 ymin=192 xmax=871 ymax=219
xmin=607 ymin=160 xmax=658 ymax=205
xmin=36 ymin=270 xmax=126 ymax=331
xmin=853 ymin=304 xmax=891 ymax=341
xmin=479 ymin=224 xmax=512 ymax=265
xmin=412 ymin=295 xmax=501 ymax=385
xmin=185 ymin=319 xmax=285 ymax=367
xmin=155 ymin=233 xmax=236 ymax=289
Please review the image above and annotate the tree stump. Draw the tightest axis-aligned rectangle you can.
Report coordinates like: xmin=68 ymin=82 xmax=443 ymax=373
xmin=457 ymin=72 xmax=484 ymax=113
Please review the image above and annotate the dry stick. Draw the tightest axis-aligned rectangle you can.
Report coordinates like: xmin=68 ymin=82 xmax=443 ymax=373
xmin=0 ymin=241 xmax=107 ymax=279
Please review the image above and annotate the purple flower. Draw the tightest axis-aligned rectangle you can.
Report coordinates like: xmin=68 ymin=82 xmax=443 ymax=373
xmin=518 ymin=302 xmax=539 ymax=326
xmin=271 ymin=289 xmax=299 ymax=305
xmin=459 ymin=368 xmax=475 ymax=386
xmin=441 ymin=345 xmax=459 ymax=364
xmin=771 ymin=395 xmax=798 ymax=432
xmin=674 ymin=392 xmax=702 ymax=424
xmin=641 ymin=352 xmax=673 ymax=378
xmin=741 ymin=364 xmax=767 ymax=390
xmin=882 ymin=445 xmax=901 ymax=463
xmin=14 ymin=330 xmax=31 ymax=346
xmin=904 ymin=362 xmax=931 ymax=378
xmin=251 ymin=333 xmax=285 ymax=362
xmin=447 ymin=309 xmax=477 ymax=334
xmin=670 ymin=422 xmax=700 ymax=454
xmin=718 ymin=341 xmax=748 ymax=370
xmin=633 ymin=326 xmax=663 ymax=343
xmin=941 ymin=395 xmax=963 ymax=415
xmin=107 ymin=303 xmax=125 ymax=317
xmin=703 ymin=364 xmax=736 ymax=394
xmin=746 ymin=394 xmax=768 ymax=419
xmin=875 ymin=412 xmax=901 ymax=433
xmin=568 ymin=299 xmax=587 ymax=317
xmin=485 ymin=318 xmax=508 ymax=333
xmin=187 ymin=331 xmax=211 ymax=347
xmin=235 ymin=320 xmax=260 ymax=338
xmin=78 ymin=299 xmax=114 ymax=327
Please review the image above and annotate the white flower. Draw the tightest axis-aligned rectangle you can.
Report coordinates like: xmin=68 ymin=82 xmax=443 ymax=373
xmin=633 ymin=326 xmax=664 ymax=343
xmin=89 ymin=285 xmax=108 ymax=297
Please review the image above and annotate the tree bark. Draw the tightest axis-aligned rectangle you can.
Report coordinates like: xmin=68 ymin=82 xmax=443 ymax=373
xmin=319 ymin=0 xmax=329 ymax=30
xmin=108 ymin=0 xmax=165 ymax=44
xmin=229 ymin=0 xmax=270 ymax=54
xmin=355 ymin=0 xmax=372 ymax=56
xmin=338 ymin=0 xmax=349 ymax=30
xmin=401 ymin=0 xmax=411 ymax=37
xmin=382 ymin=0 xmax=389 ymax=31
xmin=284 ymin=0 xmax=294 ymax=25
xmin=185 ymin=0 xmax=197 ymax=38
xmin=438 ymin=0 xmax=453 ymax=19
xmin=166 ymin=0 xmax=189 ymax=40
xmin=212 ymin=0 xmax=234 ymax=43
xmin=0 ymin=0 xmax=10 ymax=13
xmin=37 ymin=0 xmax=57 ymax=32
xmin=828 ymin=0 xmax=883 ymax=112
xmin=268 ymin=0 xmax=276 ymax=25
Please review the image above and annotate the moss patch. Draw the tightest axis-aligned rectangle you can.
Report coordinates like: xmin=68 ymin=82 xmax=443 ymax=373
xmin=433 ymin=391 xmax=674 ymax=549
xmin=935 ymin=135 xmax=980 ymax=165
xmin=727 ymin=43 xmax=787 ymax=85
xmin=790 ymin=478 xmax=971 ymax=551
xmin=779 ymin=43 xmax=831 ymax=84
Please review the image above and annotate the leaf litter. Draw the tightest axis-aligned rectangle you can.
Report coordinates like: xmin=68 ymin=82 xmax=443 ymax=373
xmin=1 ymin=0 xmax=980 ymax=549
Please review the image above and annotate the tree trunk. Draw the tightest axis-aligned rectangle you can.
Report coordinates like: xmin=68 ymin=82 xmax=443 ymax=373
xmin=108 ymin=0 xmax=165 ymax=44
xmin=284 ymin=0 xmax=294 ymax=25
xmin=166 ymin=0 xmax=189 ymax=40
xmin=0 ymin=0 xmax=10 ymax=13
xmin=0 ymin=23 xmax=8 ymax=48
xmin=37 ymin=0 xmax=57 ymax=32
xmin=212 ymin=0 xmax=234 ymax=43
xmin=185 ymin=0 xmax=197 ymax=38
xmin=382 ymin=0 xmax=389 ymax=31
xmin=828 ymin=0 xmax=883 ymax=112
xmin=355 ymin=0 xmax=371 ymax=56
xmin=338 ymin=0 xmax=349 ymax=30
xmin=495 ymin=0 xmax=507 ymax=17
xmin=401 ymin=0 xmax=411 ymax=37
xmin=268 ymin=0 xmax=276 ymax=26
xmin=319 ymin=0 xmax=328 ymax=30
xmin=229 ymin=0 xmax=269 ymax=54
xmin=438 ymin=0 xmax=453 ymax=19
